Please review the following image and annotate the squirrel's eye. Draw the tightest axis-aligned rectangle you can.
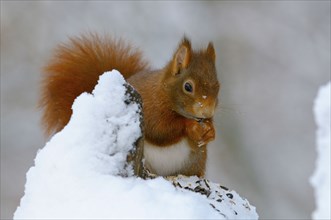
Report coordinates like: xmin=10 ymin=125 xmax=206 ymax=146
xmin=184 ymin=82 xmax=193 ymax=93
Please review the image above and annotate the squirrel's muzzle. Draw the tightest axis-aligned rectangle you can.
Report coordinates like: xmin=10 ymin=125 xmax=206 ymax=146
xmin=192 ymin=98 xmax=216 ymax=119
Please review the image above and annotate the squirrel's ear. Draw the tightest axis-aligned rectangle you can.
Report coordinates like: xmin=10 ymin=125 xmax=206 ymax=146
xmin=172 ymin=37 xmax=191 ymax=75
xmin=206 ymin=42 xmax=216 ymax=63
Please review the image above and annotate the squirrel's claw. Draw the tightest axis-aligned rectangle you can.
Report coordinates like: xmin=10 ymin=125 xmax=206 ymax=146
xmin=186 ymin=119 xmax=215 ymax=147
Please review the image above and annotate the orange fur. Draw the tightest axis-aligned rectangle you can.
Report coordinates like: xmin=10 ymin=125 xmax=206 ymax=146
xmin=40 ymin=34 xmax=219 ymax=177
xmin=39 ymin=34 xmax=149 ymax=135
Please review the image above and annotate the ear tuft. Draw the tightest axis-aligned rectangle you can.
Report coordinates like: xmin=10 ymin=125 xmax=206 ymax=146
xmin=172 ymin=37 xmax=191 ymax=75
xmin=206 ymin=42 xmax=216 ymax=63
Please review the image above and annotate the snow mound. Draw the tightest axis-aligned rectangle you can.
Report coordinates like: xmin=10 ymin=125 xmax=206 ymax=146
xmin=14 ymin=70 xmax=258 ymax=219
xmin=170 ymin=175 xmax=258 ymax=219
xmin=310 ymin=81 xmax=331 ymax=220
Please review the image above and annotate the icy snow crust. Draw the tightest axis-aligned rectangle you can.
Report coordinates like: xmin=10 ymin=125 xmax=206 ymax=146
xmin=14 ymin=70 xmax=258 ymax=219
xmin=310 ymin=81 xmax=331 ymax=220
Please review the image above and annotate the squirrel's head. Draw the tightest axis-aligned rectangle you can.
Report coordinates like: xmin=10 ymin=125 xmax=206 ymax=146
xmin=163 ymin=37 xmax=220 ymax=121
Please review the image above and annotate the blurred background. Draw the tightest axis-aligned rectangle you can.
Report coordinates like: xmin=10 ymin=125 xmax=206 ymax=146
xmin=1 ymin=1 xmax=330 ymax=219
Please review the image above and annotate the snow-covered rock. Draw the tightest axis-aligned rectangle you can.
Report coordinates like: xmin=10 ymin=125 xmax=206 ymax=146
xmin=170 ymin=175 xmax=258 ymax=219
xmin=14 ymin=70 xmax=258 ymax=219
xmin=310 ymin=81 xmax=331 ymax=220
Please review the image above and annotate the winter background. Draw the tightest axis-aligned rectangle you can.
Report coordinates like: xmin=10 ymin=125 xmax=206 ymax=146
xmin=1 ymin=1 xmax=330 ymax=219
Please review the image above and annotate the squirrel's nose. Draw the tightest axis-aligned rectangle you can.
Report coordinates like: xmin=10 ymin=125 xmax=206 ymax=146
xmin=202 ymin=107 xmax=215 ymax=118
xmin=193 ymin=100 xmax=216 ymax=118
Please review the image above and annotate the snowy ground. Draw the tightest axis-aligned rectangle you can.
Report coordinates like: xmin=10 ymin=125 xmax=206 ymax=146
xmin=1 ymin=1 xmax=330 ymax=219
xmin=310 ymin=82 xmax=330 ymax=220
xmin=14 ymin=71 xmax=258 ymax=219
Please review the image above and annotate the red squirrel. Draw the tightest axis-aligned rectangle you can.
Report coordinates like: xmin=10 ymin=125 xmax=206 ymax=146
xmin=40 ymin=33 xmax=220 ymax=177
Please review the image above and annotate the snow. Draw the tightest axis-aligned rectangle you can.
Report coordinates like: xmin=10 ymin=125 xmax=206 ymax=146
xmin=14 ymin=70 xmax=258 ymax=219
xmin=310 ymin=81 xmax=331 ymax=220
xmin=171 ymin=175 xmax=258 ymax=219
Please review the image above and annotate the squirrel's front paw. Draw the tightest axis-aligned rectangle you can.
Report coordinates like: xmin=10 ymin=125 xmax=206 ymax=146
xmin=186 ymin=119 xmax=215 ymax=147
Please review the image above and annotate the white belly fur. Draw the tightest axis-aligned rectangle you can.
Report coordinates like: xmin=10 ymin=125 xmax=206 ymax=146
xmin=144 ymin=139 xmax=191 ymax=176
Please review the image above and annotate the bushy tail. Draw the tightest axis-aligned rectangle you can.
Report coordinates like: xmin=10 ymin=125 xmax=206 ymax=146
xmin=39 ymin=33 xmax=149 ymax=136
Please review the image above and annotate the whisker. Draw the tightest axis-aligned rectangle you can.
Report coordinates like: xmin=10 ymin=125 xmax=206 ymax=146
xmin=216 ymin=103 xmax=244 ymax=117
